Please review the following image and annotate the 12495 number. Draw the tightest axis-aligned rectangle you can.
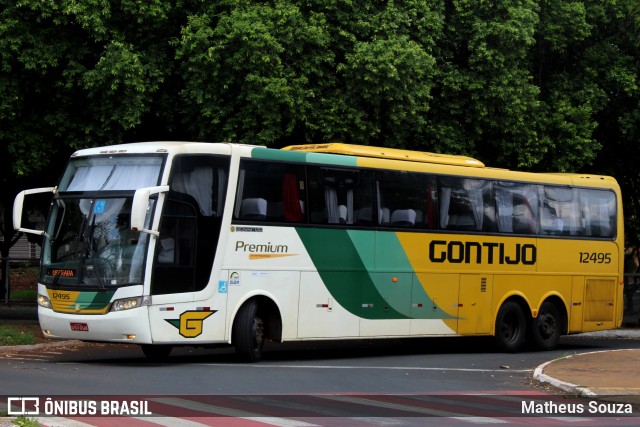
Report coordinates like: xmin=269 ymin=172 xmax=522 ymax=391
xmin=579 ymin=252 xmax=612 ymax=264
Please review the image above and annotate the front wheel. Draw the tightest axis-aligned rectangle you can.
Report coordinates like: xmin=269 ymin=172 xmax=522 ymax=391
xmin=495 ymin=301 xmax=526 ymax=352
xmin=529 ymin=301 xmax=562 ymax=351
xmin=233 ymin=300 xmax=265 ymax=362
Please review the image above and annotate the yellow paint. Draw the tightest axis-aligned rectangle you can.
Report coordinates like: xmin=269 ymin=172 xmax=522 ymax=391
xmin=179 ymin=310 xmax=215 ymax=338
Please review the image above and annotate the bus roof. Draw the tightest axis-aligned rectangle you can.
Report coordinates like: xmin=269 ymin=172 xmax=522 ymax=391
xmin=282 ymin=143 xmax=485 ymax=168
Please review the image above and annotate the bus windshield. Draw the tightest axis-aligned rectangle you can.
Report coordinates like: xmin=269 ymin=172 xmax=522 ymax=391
xmin=41 ymin=197 xmax=153 ymax=288
xmin=41 ymin=155 xmax=164 ymax=288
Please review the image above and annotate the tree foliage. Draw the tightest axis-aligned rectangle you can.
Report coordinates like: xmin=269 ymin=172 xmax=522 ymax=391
xmin=1 ymin=0 xmax=640 ymax=252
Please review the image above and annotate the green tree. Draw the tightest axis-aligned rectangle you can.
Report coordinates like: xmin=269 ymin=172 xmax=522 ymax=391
xmin=175 ymin=0 xmax=442 ymax=147
xmin=427 ymin=0 xmax=541 ymax=166
xmin=0 ymin=0 xmax=186 ymax=268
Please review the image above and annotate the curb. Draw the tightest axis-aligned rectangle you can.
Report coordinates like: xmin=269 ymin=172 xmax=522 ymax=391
xmin=533 ymin=348 xmax=640 ymax=397
xmin=533 ymin=355 xmax=596 ymax=396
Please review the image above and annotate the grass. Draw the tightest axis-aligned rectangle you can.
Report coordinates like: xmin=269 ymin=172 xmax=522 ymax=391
xmin=0 ymin=323 xmax=44 ymax=346
xmin=9 ymin=265 xmax=40 ymax=280
xmin=7 ymin=289 xmax=37 ymax=300
xmin=11 ymin=416 xmax=41 ymax=427
xmin=0 ymin=414 xmax=41 ymax=427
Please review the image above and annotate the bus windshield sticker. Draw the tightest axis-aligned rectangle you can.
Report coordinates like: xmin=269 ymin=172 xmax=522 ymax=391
xmin=218 ymin=280 xmax=228 ymax=293
xmin=229 ymin=272 xmax=240 ymax=286
xmin=94 ymin=200 xmax=106 ymax=214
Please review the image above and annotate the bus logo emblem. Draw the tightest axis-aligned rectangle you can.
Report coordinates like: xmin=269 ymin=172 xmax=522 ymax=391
xmin=165 ymin=310 xmax=216 ymax=338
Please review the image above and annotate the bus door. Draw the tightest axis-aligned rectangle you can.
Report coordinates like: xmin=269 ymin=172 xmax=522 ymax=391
xmin=148 ymin=155 xmax=229 ymax=343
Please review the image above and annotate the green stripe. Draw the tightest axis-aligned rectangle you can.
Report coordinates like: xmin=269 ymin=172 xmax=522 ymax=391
xmin=57 ymin=290 xmax=115 ymax=311
xmin=296 ymin=228 xmax=456 ymax=320
xmin=296 ymin=228 xmax=405 ymax=319
xmin=250 ymin=147 xmax=357 ymax=167
xmin=74 ymin=291 xmax=115 ymax=310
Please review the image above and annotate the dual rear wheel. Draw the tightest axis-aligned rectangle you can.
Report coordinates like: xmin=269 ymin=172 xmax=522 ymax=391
xmin=495 ymin=300 xmax=562 ymax=352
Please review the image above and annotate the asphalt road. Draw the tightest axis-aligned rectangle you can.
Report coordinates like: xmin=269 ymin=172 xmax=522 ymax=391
xmin=2 ymin=333 xmax=640 ymax=426
xmin=2 ymin=333 xmax=639 ymax=395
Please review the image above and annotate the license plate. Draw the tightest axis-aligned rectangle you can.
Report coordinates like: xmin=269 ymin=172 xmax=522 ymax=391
xmin=70 ymin=322 xmax=89 ymax=332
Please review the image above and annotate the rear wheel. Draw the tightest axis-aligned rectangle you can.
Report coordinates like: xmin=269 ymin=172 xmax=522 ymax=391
xmin=495 ymin=301 xmax=526 ymax=352
xmin=140 ymin=344 xmax=172 ymax=361
xmin=233 ymin=300 xmax=265 ymax=362
xmin=529 ymin=301 xmax=562 ymax=350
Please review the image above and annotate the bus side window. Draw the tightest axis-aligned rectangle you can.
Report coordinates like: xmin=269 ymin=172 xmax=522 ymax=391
xmin=495 ymin=182 xmax=538 ymax=235
xmin=376 ymin=171 xmax=434 ymax=228
xmin=152 ymin=155 xmax=229 ymax=295
xmin=439 ymin=177 xmax=491 ymax=232
xmin=307 ymin=167 xmax=374 ymax=226
xmin=577 ymin=188 xmax=616 ymax=238
xmin=234 ymin=161 xmax=306 ymax=223
xmin=152 ymin=198 xmax=197 ymax=295
xmin=540 ymin=186 xmax=579 ymax=236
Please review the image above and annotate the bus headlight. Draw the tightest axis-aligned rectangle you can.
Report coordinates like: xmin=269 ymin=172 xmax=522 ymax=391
xmin=37 ymin=293 xmax=51 ymax=309
xmin=110 ymin=297 xmax=143 ymax=312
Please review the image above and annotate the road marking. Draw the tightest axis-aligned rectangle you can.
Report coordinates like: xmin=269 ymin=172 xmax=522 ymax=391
xmin=151 ymin=398 xmax=320 ymax=427
xmin=4 ymin=356 xmax=49 ymax=361
xmin=132 ymin=416 xmax=211 ymax=427
xmin=317 ymin=395 xmax=508 ymax=422
xmin=198 ymin=363 xmax=532 ymax=373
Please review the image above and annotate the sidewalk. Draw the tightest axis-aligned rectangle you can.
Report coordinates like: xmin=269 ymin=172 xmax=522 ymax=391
xmin=534 ymin=333 xmax=640 ymax=407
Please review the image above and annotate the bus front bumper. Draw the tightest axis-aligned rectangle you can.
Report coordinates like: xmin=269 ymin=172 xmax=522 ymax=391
xmin=38 ymin=306 xmax=152 ymax=344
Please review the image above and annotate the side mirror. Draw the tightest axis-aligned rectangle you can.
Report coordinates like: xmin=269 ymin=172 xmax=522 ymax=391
xmin=13 ymin=187 xmax=56 ymax=234
xmin=131 ymin=186 xmax=169 ymax=236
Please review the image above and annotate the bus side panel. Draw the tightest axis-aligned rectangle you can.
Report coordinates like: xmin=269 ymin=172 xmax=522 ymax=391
xmin=581 ymin=276 xmax=618 ymax=332
xmin=360 ymin=272 xmax=412 ymax=336
xmin=297 ymin=272 xmax=360 ymax=338
xmin=569 ymin=276 xmax=584 ymax=333
xmin=226 ymin=269 xmax=301 ymax=340
xmin=410 ymin=273 xmax=458 ymax=335
xmin=492 ymin=275 xmax=572 ymax=319
xmin=458 ymin=274 xmax=493 ymax=335
xmin=147 ymin=301 xmax=226 ymax=344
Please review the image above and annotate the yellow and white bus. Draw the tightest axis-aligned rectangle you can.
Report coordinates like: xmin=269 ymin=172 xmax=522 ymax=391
xmin=13 ymin=141 xmax=624 ymax=361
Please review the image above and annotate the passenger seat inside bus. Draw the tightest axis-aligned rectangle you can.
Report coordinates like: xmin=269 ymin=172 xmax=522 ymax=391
xmin=240 ymin=198 xmax=268 ymax=220
xmin=391 ymin=209 xmax=416 ymax=227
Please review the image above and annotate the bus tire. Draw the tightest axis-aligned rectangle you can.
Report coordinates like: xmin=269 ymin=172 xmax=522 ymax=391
xmin=529 ymin=301 xmax=562 ymax=351
xmin=233 ymin=300 xmax=265 ymax=362
xmin=141 ymin=344 xmax=172 ymax=361
xmin=494 ymin=301 xmax=526 ymax=352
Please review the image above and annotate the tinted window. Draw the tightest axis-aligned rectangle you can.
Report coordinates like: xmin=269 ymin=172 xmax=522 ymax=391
xmin=377 ymin=171 xmax=437 ymax=228
xmin=307 ymin=167 xmax=375 ymax=226
xmin=234 ymin=160 xmax=306 ymax=223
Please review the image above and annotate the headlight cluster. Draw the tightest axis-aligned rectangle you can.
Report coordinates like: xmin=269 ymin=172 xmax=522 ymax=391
xmin=110 ymin=297 xmax=143 ymax=312
xmin=37 ymin=293 xmax=51 ymax=308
